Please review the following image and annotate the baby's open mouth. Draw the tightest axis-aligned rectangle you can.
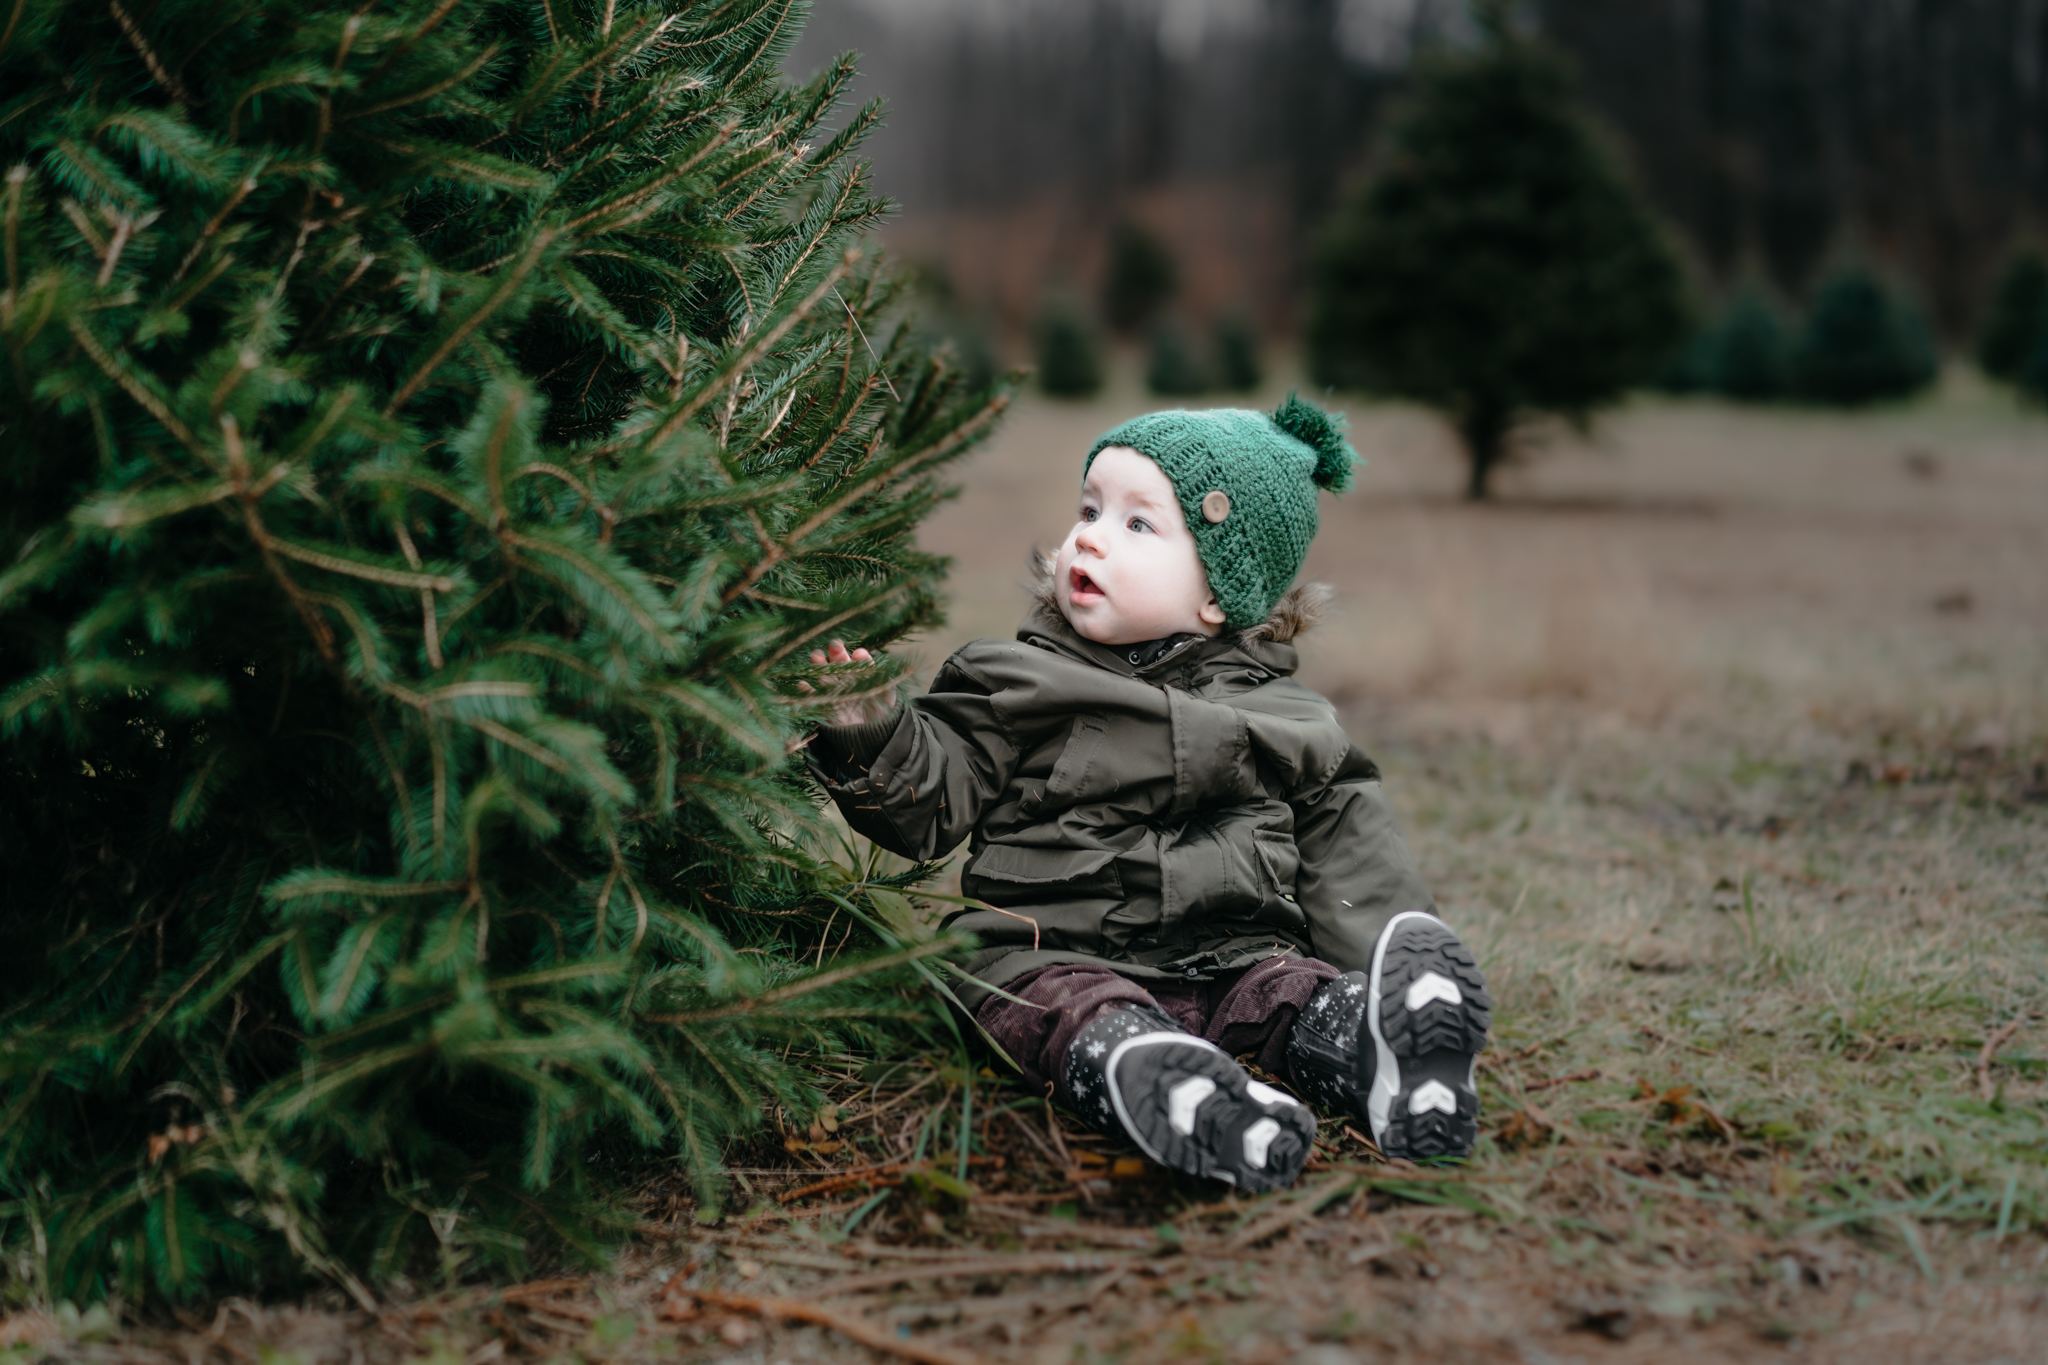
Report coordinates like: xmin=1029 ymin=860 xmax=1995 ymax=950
xmin=1068 ymin=566 xmax=1104 ymax=601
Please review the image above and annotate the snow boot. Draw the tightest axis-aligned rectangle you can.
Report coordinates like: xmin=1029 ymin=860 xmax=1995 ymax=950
xmin=1285 ymin=911 xmax=1491 ymax=1159
xmin=1066 ymin=1003 xmax=1314 ymax=1192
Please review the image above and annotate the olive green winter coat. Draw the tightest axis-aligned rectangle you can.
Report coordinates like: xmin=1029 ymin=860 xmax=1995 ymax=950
xmin=810 ymin=592 xmax=1438 ymax=1012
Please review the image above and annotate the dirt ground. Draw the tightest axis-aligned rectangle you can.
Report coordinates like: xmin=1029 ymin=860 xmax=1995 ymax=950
xmin=7 ymin=370 xmax=2047 ymax=1364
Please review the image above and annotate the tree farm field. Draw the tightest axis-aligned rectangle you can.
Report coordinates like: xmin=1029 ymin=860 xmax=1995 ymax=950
xmin=9 ymin=380 xmax=2045 ymax=1363
xmin=888 ymin=375 xmax=2048 ymax=1359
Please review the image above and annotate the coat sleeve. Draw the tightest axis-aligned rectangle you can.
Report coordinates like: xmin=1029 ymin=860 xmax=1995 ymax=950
xmin=806 ymin=654 xmax=1020 ymax=862
xmin=1288 ymin=745 xmax=1439 ymax=974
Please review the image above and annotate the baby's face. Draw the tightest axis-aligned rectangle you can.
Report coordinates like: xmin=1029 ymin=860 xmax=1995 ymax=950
xmin=1053 ymin=447 xmax=1226 ymax=646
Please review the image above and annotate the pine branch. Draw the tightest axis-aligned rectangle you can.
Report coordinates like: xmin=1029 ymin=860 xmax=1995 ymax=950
xmin=0 ymin=0 xmax=1012 ymax=1298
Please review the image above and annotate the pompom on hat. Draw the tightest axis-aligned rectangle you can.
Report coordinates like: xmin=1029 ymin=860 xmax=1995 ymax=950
xmin=1085 ymin=393 xmax=1359 ymax=630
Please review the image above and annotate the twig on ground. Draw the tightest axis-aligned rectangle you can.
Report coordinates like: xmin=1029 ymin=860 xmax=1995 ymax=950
xmin=1525 ymin=1069 xmax=1602 ymax=1091
xmin=1978 ymin=1017 xmax=2027 ymax=1100
xmin=672 ymin=1287 xmax=988 ymax=1365
xmin=727 ymin=1197 xmax=867 ymax=1226
xmin=1637 ymin=1025 xmax=1719 ymax=1058
xmin=523 ymin=1306 xmax=597 ymax=1331
xmin=1341 ymin=1124 xmax=1386 ymax=1159
xmin=1002 ymin=1106 xmax=1065 ymax=1168
xmin=967 ymin=1213 xmax=1160 ymax=1248
xmin=863 ymin=1070 xmax=942 ymax=1124
xmin=701 ymin=1244 xmax=852 ymax=1272
xmin=811 ymin=1253 xmax=1134 ymax=1297
xmin=778 ymin=1160 xmax=908 ymax=1203
xmin=1478 ymin=1040 xmax=1553 ymax=1071
xmin=499 ymin=1279 xmax=588 ymax=1304
xmin=1044 ymin=1103 xmax=1074 ymax=1169
xmin=846 ymin=1241 xmax=992 ymax=1261
xmin=1224 ymin=1173 xmax=1361 ymax=1251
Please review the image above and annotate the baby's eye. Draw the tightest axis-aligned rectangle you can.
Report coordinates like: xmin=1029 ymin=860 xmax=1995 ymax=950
xmin=1127 ymin=517 xmax=1153 ymax=534
xmin=1080 ymin=506 xmax=1099 ymax=522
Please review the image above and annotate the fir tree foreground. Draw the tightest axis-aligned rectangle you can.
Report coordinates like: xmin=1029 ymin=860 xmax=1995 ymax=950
xmin=1307 ymin=11 xmax=1688 ymax=500
xmin=0 ymin=0 xmax=1004 ymax=1303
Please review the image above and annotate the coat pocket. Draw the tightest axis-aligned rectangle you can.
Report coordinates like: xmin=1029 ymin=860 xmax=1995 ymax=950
xmin=1252 ymin=830 xmax=1301 ymax=898
xmin=1159 ymin=821 xmax=1306 ymax=933
xmin=1252 ymin=830 xmax=1307 ymax=932
xmin=966 ymin=843 xmax=1122 ymax=895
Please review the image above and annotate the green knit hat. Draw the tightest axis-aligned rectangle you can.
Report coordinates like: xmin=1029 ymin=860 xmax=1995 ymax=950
xmin=1085 ymin=394 xmax=1358 ymax=629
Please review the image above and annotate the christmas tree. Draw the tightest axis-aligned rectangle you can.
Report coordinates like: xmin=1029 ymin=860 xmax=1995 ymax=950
xmin=1707 ymin=285 xmax=1792 ymax=400
xmin=1792 ymin=263 xmax=1937 ymax=405
xmin=1101 ymin=222 xmax=1177 ymax=335
xmin=1976 ymin=246 xmax=2048 ymax=386
xmin=1145 ymin=320 xmax=1208 ymax=396
xmin=0 ymin=0 xmax=1004 ymax=1301
xmin=1035 ymin=301 xmax=1105 ymax=398
xmin=1213 ymin=315 xmax=1263 ymax=393
xmin=1306 ymin=7 xmax=1689 ymax=499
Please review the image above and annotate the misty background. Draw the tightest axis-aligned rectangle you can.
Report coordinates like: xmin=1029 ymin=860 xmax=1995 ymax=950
xmin=786 ymin=0 xmax=2048 ymax=345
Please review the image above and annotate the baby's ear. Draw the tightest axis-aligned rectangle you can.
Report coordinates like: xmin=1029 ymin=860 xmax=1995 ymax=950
xmin=1199 ymin=594 xmax=1228 ymax=628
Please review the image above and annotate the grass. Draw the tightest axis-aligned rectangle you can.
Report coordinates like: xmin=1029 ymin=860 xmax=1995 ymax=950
xmin=1407 ymin=715 xmax=2047 ymax=1255
xmin=4 ymin=384 xmax=2046 ymax=1361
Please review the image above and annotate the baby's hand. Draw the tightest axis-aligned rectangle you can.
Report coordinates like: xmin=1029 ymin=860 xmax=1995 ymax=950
xmin=800 ymin=638 xmax=889 ymax=727
xmin=809 ymin=638 xmax=873 ymax=669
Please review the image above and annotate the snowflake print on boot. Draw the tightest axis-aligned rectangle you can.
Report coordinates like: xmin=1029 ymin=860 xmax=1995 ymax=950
xmin=1065 ymin=1003 xmax=1315 ymax=1191
xmin=1286 ymin=912 xmax=1492 ymax=1159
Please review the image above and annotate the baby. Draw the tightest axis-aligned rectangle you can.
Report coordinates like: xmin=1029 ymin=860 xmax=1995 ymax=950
xmin=807 ymin=397 xmax=1490 ymax=1190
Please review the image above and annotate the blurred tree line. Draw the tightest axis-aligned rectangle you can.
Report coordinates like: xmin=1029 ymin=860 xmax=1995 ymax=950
xmin=1540 ymin=0 xmax=2048 ymax=336
xmin=793 ymin=0 xmax=2048 ymax=498
xmin=790 ymin=0 xmax=2048 ymax=345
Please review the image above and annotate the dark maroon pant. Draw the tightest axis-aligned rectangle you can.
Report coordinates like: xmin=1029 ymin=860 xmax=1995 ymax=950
xmin=974 ymin=954 xmax=1342 ymax=1112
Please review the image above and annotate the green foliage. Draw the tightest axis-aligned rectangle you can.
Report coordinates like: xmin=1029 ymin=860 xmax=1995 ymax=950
xmin=2019 ymin=328 xmax=2048 ymax=404
xmin=1306 ymin=13 xmax=1689 ymax=499
xmin=1212 ymin=316 xmax=1262 ymax=393
xmin=1655 ymin=329 xmax=1716 ymax=395
xmin=1793 ymin=264 xmax=1937 ymax=405
xmin=0 ymin=0 xmax=1005 ymax=1303
xmin=1144 ymin=321 xmax=1207 ymax=397
xmin=901 ymin=262 xmax=999 ymax=397
xmin=1101 ymin=222 xmax=1177 ymax=334
xmin=1975 ymin=246 xmax=2048 ymax=384
xmin=1708 ymin=287 xmax=1793 ymax=400
xmin=1035 ymin=303 xmax=1104 ymax=398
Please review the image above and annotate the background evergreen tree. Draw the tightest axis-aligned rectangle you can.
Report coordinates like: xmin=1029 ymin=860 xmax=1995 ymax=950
xmin=1793 ymin=264 xmax=1938 ymax=405
xmin=1101 ymin=221 xmax=1177 ymax=335
xmin=902 ymin=262 xmax=999 ymax=397
xmin=1213 ymin=316 xmax=1263 ymax=393
xmin=1976 ymin=246 xmax=2048 ymax=385
xmin=1306 ymin=9 xmax=1689 ymax=499
xmin=2018 ymin=329 xmax=2048 ymax=404
xmin=1145 ymin=321 xmax=1208 ymax=396
xmin=1707 ymin=286 xmax=1792 ymax=400
xmin=1035 ymin=302 xmax=1105 ymax=398
xmin=1656 ymin=329 xmax=1717 ymax=395
xmin=0 ymin=0 xmax=1004 ymax=1301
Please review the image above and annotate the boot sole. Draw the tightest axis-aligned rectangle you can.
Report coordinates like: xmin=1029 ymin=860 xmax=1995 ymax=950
xmin=1366 ymin=911 xmax=1492 ymax=1160
xmin=1104 ymin=1032 xmax=1315 ymax=1192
